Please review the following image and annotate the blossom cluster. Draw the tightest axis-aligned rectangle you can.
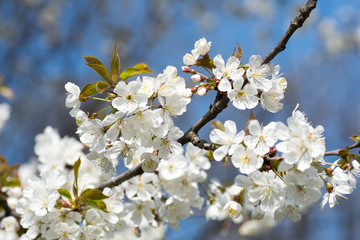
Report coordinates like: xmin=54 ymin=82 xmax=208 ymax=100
xmin=0 ymin=37 xmax=358 ymax=239
xmin=66 ymin=64 xmax=192 ymax=175
xmin=13 ymin=127 xmax=209 ymax=239
xmin=206 ymin=105 xmax=359 ymax=223
xmin=183 ymin=38 xmax=287 ymax=113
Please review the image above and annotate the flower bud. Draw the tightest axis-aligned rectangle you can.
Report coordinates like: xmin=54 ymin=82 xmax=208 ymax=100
xmin=181 ymin=66 xmax=196 ymax=74
xmin=191 ymin=74 xmax=203 ymax=83
xmin=181 ymin=66 xmax=189 ymax=72
xmin=197 ymin=87 xmax=207 ymax=96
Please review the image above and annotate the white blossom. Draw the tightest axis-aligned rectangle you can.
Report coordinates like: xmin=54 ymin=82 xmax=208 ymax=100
xmin=231 ymin=145 xmax=263 ymax=174
xmin=244 ymin=120 xmax=277 ymax=155
xmin=112 ymin=80 xmax=148 ymax=114
xmin=65 ymin=82 xmax=81 ymax=117
xmin=228 ymin=81 xmax=258 ymax=110
xmin=194 ymin=37 xmax=211 ymax=55
xmin=246 ymin=55 xmax=272 ymax=92
xmin=321 ymin=183 xmax=353 ymax=209
xmin=158 ymin=154 xmax=187 ymax=180
xmin=159 ymin=196 xmax=192 ymax=229
xmin=0 ymin=103 xmax=10 ymax=132
xmin=260 ymin=64 xmax=287 ymax=113
xmin=126 ymin=173 xmax=159 ymax=200
xmin=126 ymin=198 xmax=155 ymax=228
xmin=276 ymin=104 xmax=326 ymax=171
xmin=213 ymin=54 xmax=244 ymax=92
xmin=185 ymin=143 xmax=210 ymax=170
xmin=236 ymin=171 xmax=285 ymax=211
xmin=183 ymin=49 xmax=200 ymax=66
xmin=209 ymin=120 xmax=245 ymax=161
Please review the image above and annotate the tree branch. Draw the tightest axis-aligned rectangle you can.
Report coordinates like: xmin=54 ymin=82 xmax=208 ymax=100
xmin=178 ymin=92 xmax=230 ymax=145
xmin=185 ymin=131 xmax=218 ymax=151
xmin=261 ymin=0 xmax=318 ymax=65
xmin=95 ymin=163 xmax=144 ymax=191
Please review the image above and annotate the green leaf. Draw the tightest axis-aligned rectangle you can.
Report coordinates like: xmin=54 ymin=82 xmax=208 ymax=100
xmin=82 ymin=189 xmax=109 ymax=200
xmin=0 ymin=154 xmax=8 ymax=172
xmin=84 ymin=198 xmax=107 ymax=212
xmin=351 ymin=134 xmax=360 ymax=143
xmin=73 ymin=158 xmax=81 ymax=197
xmin=195 ymin=58 xmax=216 ymax=70
xmin=73 ymin=158 xmax=81 ymax=187
xmin=232 ymin=42 xmax=243 ymax=60
xmin=110 ymin=43 xmax=121 ymax=86
xmin=80 ymin=188 xmax=92 ymax=197
xmin=0 ymin=163 xmax=20 ymax=187
xmin=119 ymin=63 xmax=152 ymax=80
xmin=58 ymin=188 xmax=72 ymax=201
xmin=83 ymin=56 xmax=111 ymax=83
xmin=73 ymin=185 xmax=78 ymax=200
xmin=2 ymin=178 xmax=21 ymax=187
xmin=79 ymin=81 xmax=110 ymax=102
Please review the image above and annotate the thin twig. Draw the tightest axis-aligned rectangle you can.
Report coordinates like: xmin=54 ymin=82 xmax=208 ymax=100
xmin=261 ymin=142 xmax=360 ymax=163
xmin=261 ymin=0 xmax=318 ymax=65
xmin=324 ymin=142 xmax=360 ymax=156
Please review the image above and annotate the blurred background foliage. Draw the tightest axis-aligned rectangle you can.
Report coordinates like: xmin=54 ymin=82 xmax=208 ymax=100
xmin=0 ymin=0 xmax=359 ymax=239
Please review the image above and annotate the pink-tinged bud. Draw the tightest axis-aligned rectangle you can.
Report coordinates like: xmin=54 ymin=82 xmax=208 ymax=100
xmin=191 ymin=87 xmax=198 ymax=93
xmin=269 ymin=147 xmax=277 ymax=157
xmin=61 ymin=201 xmax=69 ymax=208
xmin=181 ymin=66 xmax=196 ymax=74
xmin=191 ymin=74 xmax=203 ymax=83
xmin=197 ymin=87 xmax=207 ymax=96
xmin=182 ymin=66 xmax=190 ymax=72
